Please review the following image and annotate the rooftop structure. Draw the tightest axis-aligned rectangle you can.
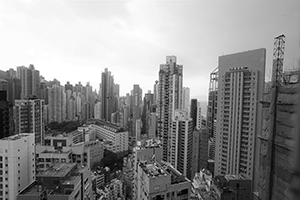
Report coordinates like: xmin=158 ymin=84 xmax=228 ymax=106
xmin=1 ymin=133 xmax=30 ymax=140
xmin=18 ymin=163 xmax=93 ymax=200
xmin=139 ymin=161 xmax=169 ymax=178
xmin=37 ymin=163 xmax=76 ymax=178
xmin=136 ymin=160 xmax=191 ymax=200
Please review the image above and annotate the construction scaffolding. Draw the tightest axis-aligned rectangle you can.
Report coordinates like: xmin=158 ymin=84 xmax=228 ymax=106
xmin=256 ymin=35 xmax=300 ymax=200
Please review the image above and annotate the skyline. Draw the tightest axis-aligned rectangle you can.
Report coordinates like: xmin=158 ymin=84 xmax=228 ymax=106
xmin=0 ymin=0 xmax=299 ymax=101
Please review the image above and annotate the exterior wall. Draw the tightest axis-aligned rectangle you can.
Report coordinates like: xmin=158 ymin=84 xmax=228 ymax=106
xmin=182 ymin=87 xmax=190 ymax=115
xmin=148 ymin=113 xmax=157 ymax=139
xmin=171 ymin=109 xmax=193 ymax=179
xmin=215 ymin=49 xmax=266 ymax=179
xmin=15 ymin=99 xmax=45 ymax=144
xmin=196 ymin=102 xmax=202 ymax=130
xmin=191 ymin=130 xmax=200 ymax=178
xmin=91 ymin=124 xmax=128 ymax=154
xmin=48 ymin=85 xmax=66 ymax=123
xmin=0 ymin=133 xmax=35 ymax=200
xmin=16 ymin=65 xmax=40 ymax=100
xmin=158 ymin=56 xmax=183 ymax=163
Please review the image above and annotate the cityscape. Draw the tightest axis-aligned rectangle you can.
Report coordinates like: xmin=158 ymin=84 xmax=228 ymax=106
xmin=0 ymin=1 xmax=300 ymax=200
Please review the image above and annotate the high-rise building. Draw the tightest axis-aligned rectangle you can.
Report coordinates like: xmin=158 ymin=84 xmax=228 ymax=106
xmin=5 ymin=74 xmax=21 ymax=106
xmin=255 ymin=70 xmax=300 ymax=200
xmin=182 ymin=87 xmax=190 ymax=114
xmin=131 ymin=84 xmax=142 ymax=143
xmin=196 ymin=102 xmax=202 ymax=130
xmin=170 ymin=109 xmax=193 ymax=179
xmin=0 ymin=133 xmax=35 ymax=200
xmin=199 ymin=128 xmax=209 ymax=171
xmin=15 ymin=98 xmax=45 ymax=144
xmin=16 ymin=64 xmax=40 ymax=99
xmin=101 ymin=68 xmax=115 ymax=122
xmin=158 ymin=56 xmax=183 ymax=163
xmin=215 ymin=49 xmax=266 ymax=178
xmin=133 ymin=141 xmax=162 ymax=200
xmin=0 ymin=91 xmax=12 ymax=139
xmin=142 ymin=91 xmax=154 ymax=135
xmin=47 ymin=84 xmax=66 ymax=124
xmin=136 ymin=119 xmax=142 ymax=142
xmin=191 ymin=128 xmax=209 ymax=178
xmin=153 ymin=80 xmax=159 ymax=105
xmin=94 ymin=101 xmax=101 ymax=119
xmin=66 ymin=96 xmax=76 ymax=121
xmin=148 ymin=113 xmax=157 ymax=139
xmin=207 ymin=67 xmax=218 ymax=137
xmin=190 ymin=99 xmax=197 ymax=129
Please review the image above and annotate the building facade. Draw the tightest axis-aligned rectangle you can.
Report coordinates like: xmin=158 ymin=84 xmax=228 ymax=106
xmin=0 ymin=133 xmax=35 ymax=200
xmin=16 ymin=65 xmax=40 ymax=100
xmin=158 ymin=56 xmax=183 ymax=163
xmin=15 ymin=98 xmax=45 ymax=144
xmin=215 ymin=49 xmax=266 ymax=178
xmin=171 ymin=109 xmax=193 ymax=179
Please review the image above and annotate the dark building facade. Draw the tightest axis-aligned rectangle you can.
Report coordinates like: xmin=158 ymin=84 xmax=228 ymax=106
xmin=190 ymin=99 xmax=197 ymax=129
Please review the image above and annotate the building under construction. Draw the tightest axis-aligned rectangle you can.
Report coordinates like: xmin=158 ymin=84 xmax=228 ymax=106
xmin=255 ymin=35 xmax=300 ymax=200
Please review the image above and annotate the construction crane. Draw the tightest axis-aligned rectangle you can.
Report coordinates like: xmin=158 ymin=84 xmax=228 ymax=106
xmin=265 ymin=34 xmax=285 ymax=200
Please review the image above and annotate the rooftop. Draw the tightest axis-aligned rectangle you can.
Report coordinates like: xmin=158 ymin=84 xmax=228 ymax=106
xmin=61 ymin=175 xmax=80 ymax=186
xmin=1 ymin=133 xmax=31 ymax=141
xmin=90 ymin=120 xmax=126 ymax=133
xmin=18 ymin=181 xmax=44 ymax=196
xmin=163 ymin=164 xmax=187 ymax=184
xmin=224 ymin=174 xmax=250 ymax=181
xmin=139 ymin=161 xmax=168 ymax=178
xmin=37 ymin=163 xmax=76 ymax=178
xmin=41 ymin=149 xmax=72 ymax=154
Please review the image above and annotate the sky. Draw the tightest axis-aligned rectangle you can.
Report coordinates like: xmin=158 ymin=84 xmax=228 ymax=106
xmin=0 ymin=0 xmax=299 ymax=102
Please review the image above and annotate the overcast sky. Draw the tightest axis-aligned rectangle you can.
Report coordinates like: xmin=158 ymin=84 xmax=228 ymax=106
xmin=0 ymin=0 xmax=299 ymax=101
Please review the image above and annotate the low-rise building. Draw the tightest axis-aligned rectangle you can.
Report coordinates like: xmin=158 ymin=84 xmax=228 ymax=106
xmin=36 ymin=140 xmax=104 ymax=172
xmin=212 ymin=174 xmax=252 ymax=200
xmin=17 ymin=163 xmax=93 ymax=200
xmin=90 ymin=121 xmax=128 ymax=155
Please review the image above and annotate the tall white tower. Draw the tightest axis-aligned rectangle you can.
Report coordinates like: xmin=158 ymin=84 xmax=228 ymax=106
xmin=215 ymin=49 xmax=266 ymax=178
xmin=0 ymin=133 xmax=35 ymax=200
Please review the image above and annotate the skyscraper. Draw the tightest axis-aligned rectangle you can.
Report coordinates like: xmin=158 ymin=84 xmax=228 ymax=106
xmin=5 ymin=72 xmax=21 ymax=106
xmin=215 ymin=48 xmax=266 ymax=178
xmin=182 ymin=87 xmax=190 ymax=114
xmin=190 ymin=99 xmax=197 ymax=129
xmin=101 ymin=68 xmax=115 ymax=122
xmin=47 ymin=84 xmax=66 ymax=124
xmin=141 ymin=91 xmax=154 ymax=135
xmin=158 ymin=56 xmax=183 ymax=163
xmin=191 ymin=128 xmax=209 ymax=178
xmin=130 ymin=84 xmax=142 ymax=143
xmin=196 ymin=102 xmax=202 ymax=130
xmin=170 ymin=109 xmax=193 ymax=179
xmin=153 ymin=80 xmax=159 ymax=105
xmin=15 ymin=98 xmax=45 ymax=144
xmin=17 ymin=64 xmax=40 ymax=99
xmin=0 ymin=91 xmax=12 ymax=139
xmin=207 ymin=67 xmax=218 ymax=137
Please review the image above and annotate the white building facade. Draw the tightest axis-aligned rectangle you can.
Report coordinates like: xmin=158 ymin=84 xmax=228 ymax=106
xmin=0 ymin=133 xmax=35 ymax=200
